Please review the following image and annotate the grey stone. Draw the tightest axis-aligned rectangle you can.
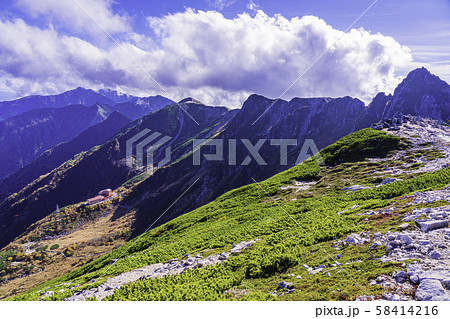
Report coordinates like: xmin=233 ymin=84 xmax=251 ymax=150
xmin=419 ymin=270 xmax=448 ymax=282
xmin=373 ymin=241 xmax=382 ymax=247
xmin=416 ymin=279 xmax=450 ymax=301
xmin=429 ymin=251 xmax=442 ymax=259
xmin=41 ymin=291 xmax=54 ymax=297
xmin=418 ymin=219 xmax=449 ymax=232
xmin=442 ymin=279 xmax=450 ymax=289
xmin=398 ymin=223 xmax=410 ymax=230
xmin=410 ymin=274 xmax=420 ymax=284
xmin=346 ymin=236 xmax=359 ymax=244
xmin=392 ymin=240 xmax=402 ymax=247
xmin=429 ymin=212 xmax=444 ymax=219
xmin=374 ymin=124 xmax=383 ymax=130
xmin=396 ymin=234 xmax=412 ymax=245
xmin=403 ymin=215 xmax=419 ymax=222
xmin=342 ymin=185 xmax=371 ymax=191
xmin=406 ymin=263 xmax=422 ymax=276
xmin=286 ymin=288 xmax=296 ymax=294
xmin=218 ymin=253 xmax=227 ymax=261
xmin=394 ymin=271 xmax=408 ymax=283
xmin=278 ymin=281 xmax=293 ymax=289
xmin=380 ymin=177 xmax=401 ymax=185
xmin=309 ymin=268 xmax=324 ymax=275
xmin=386 ymin=243 xmax=395 ymax=252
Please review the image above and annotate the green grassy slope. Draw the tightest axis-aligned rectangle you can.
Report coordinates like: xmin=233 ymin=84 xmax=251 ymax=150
xmin=10 ymin=129 xmax=450 ymax=301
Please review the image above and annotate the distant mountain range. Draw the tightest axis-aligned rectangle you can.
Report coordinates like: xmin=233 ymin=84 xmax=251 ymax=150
xmin=0 ymin=67 xmax=449 ymax=248
xmin=0 ymin=89 xmax=173 ymax=179
xmin=0 ymin=87 xmax=174 ymax=121
xmin=0 ymin=104 xmax=109 ymax=179
xmin=0 ymin=111 xmax=130 ymax=197
xmin=0 ymin=88 xmax=113 ymax=121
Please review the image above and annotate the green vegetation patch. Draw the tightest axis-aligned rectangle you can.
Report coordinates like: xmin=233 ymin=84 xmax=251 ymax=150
xmin=320 ymin=128 xmax=407 ymax=166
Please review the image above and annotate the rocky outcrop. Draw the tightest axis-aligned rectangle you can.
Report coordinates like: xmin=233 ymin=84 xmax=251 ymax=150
xmin=369 ymin=116 xmax=450 ymax=178
xmin=63 ymin=239 xmax=259 ymax=301
xmin=344 ymin=186 xmax=450 ymax=301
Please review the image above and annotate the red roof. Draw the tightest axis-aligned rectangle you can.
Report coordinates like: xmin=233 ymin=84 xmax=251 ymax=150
xmin=87 ymin=195 xmax=104 ymax=204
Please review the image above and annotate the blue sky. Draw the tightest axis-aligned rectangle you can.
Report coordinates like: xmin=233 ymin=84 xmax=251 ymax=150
xmin=0 ymin=0 xmax=449 ymax=106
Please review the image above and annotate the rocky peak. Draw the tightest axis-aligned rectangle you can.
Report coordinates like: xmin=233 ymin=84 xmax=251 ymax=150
xmin=394 ymin=67 xmax=449 ymax=96
xmin=384 ymin=68 xmax=450 ymax=121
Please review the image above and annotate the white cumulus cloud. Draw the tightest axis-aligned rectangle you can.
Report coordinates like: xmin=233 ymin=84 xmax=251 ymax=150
xmin=146 ymin=9 xmax=412 ymax=103
xmin=247 ymin=0 xmax=259 ymax=11
xmin=16 ymin=0 xmax=131 ymax=37
xmin=209 ymin=0 xmax=237 ymax=11
xmin=0 ymin=8 xmax=413 ymax=106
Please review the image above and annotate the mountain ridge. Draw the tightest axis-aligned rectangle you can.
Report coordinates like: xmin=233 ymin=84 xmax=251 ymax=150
xmin=0 ymin=111 xmax=130 ymax=196
xmin=0 ymin=87 xmax=174 ymax=121
xmin=0 ymin=104 xmax=113 ymax=179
